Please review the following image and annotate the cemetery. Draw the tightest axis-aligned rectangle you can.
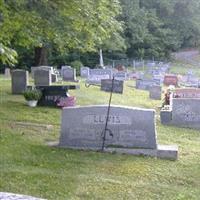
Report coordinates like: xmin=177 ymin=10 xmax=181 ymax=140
xmin=0 ymin=1 xmax=200 ymax=199
xmin=0 ymin=62 xmax=200 ymax=199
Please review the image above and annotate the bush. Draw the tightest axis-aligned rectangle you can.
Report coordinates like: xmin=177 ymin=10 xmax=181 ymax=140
xmin=70 ymin=60 xmax=83 ymax=75
xmin=23 ymin=89 xmax=42 ymax=101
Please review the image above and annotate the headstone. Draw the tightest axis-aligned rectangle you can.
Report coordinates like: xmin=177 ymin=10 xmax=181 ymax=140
xmin=136 ymin=79 xmax=160 ymax=90
xmin=86 ymin=69 xmax=112 ymax=85
xmin=101 ymin=79 xmax=124 ymax=94
xmin=149 ymin=85 xmax=162 ymax=100
xmin=11 ymin=70 xmax=29 ymax=94
xmin=4 ymin=68 xmax=11 ymax=78
xmin=171 ymin=98 xmax=200 ymax=129
xmin=31 ymin=66 xmax=53 ymax=78
xmin=80 ymin=67 xmax=90 ymax=78
xmin=113 ymin=71 xmax=127 ymax=81
xmin=61 ymin=66 xmax=76 ymax=81
xmin=58 ymin=105 xmax=178 ymax=160
xmin=34 ymin=69 xmax=52 ymax=86
xmin=164 ymin=75 xmax=178 ymax=86
xmin=146 ymin=62 xmax=156 ymax=68
xmin=160 ymin=88 xmax=200 ymax=129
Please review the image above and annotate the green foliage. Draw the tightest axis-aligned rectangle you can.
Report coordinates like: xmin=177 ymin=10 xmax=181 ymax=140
xmin=0 ymin=43 xmax=18 ymax=66
xmin=70 ymin=60 xmax=83 ymax=75
xmin=23 ymin=89 xmax=42 ymax=101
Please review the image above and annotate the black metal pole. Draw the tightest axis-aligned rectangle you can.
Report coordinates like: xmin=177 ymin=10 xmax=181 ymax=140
xmin=101 ymin=76 xmax=115 ymax=151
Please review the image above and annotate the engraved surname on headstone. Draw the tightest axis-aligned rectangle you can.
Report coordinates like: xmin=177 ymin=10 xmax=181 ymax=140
xmin=82 ymin=114 xmax=131 ymax=125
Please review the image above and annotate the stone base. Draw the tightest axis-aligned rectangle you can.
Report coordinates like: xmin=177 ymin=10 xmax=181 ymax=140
xmin=0 ymin=192 xmax=46 ymax=200
xmin=48 ymin=142 xmax=178 ymax=160
xmin=105 ymin=145 xmax=178 ymax=160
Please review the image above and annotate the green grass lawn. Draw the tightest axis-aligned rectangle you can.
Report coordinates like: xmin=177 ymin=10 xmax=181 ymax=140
xmin=0 ymin=76 xmax=200 ymax=200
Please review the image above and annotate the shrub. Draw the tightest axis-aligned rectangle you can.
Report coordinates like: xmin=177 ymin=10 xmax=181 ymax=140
xmin=23 ymin=89 xmax=42 ymax=101
xmin=70 ymin=60 xmax=83 ymax=75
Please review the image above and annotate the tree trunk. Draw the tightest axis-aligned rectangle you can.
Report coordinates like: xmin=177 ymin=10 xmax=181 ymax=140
xmin=34 ymin=46 xmax=48 ymax=66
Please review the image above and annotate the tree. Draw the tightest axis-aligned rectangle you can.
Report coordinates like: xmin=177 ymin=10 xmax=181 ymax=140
xmin=0 ymin=0 xmax=123 ymax=67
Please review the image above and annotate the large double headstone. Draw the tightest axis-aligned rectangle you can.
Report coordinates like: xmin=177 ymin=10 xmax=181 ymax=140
xmin=136 ymin=79 xmax=160 ymax=90
xmin=11 ymin=70 xmax=29 ymax=94
xmin=58 ymin=105 xmax=178 ymax=160
xmin=86 ymin=69 xmax=112 ymax=85
xmin=61 ymin=66 xmax=76 ymax=81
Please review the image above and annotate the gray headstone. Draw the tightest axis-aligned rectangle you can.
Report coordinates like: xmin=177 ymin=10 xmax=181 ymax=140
xmin=80 ymin=67 xmax=90 ymax=78
xmin=34 ymin=69 xmax=52 ymax=86
xmin=59 ymin=105 xmax=157 ymax=149
xmin=149 ymin=85 xmax=162 ymax=100
xmin=61 ymin=66 xmax=76 ymax=81
xmin=31 ymin=66 xmax=53 ymax=78
xmin=86 ymin=69 xmax=112 ymax=85
xmin=136 ymin=79 xmax=160 ymax=90
xmin=101 ymin=79 xmax=124 ymax=94
xmin=113 ymin=71 xmax=127 ymax=81
xmin=11 ymin=70 xmax=29 ymax=94
xmin=4 ymin=68 xmax=11 ymax=78
xmin=171 ymin=98 xmax=200 ymax=129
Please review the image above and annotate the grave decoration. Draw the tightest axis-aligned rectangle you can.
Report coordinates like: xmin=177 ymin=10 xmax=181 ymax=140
xmin=56 ymin=77 xmax=178 ymax=160
xmin=160 ymin=88 xmax=200 ymax=129
xmin=27 ymin=85 xmax=79 ymax=107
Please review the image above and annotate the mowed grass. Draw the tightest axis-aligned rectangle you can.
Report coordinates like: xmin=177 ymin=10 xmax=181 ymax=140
xmin=0 ymin=75 xmax=200 ymax=200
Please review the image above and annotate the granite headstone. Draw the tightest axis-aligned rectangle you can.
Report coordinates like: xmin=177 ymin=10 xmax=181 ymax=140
xmin=11 ymin=70 xmax=29 ymax=94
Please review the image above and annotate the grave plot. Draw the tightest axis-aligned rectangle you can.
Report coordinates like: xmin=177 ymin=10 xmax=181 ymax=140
xmin=160 ymin=88 xmax=200 ymax=129
xmin=58 ymin=105 xmax=178 ymax=160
